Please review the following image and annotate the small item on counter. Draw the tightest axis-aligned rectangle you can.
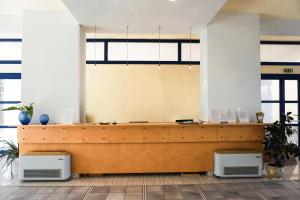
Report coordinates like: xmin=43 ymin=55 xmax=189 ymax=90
xmin=220 ymin=121 xmax=228 ymax=124
xmin=220 ymin=111 xmax=228 ymax=124
xmin=98 ymin=122 xmax=110 ymax=125
xmin=256 ymin=112 xmax=264 ymax=123
xmin=129 ymin=121 xmax=148 ymax=123
xmin=112 ymin=121 xmax=117 ymax=125
xmin=39 ymin=114 xmax=49 ymax=125
xmin=175 ymin=119 xmax=194 ymax=124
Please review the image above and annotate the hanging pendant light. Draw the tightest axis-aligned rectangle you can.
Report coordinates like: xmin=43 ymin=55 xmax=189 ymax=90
xmin=189 ymin=27 xmax=192 ymax=69
xmin=126 ymin=26 xmax=129 ymax=69
xmin=158 ymin=26 xmax=161 ymax=69
xmin=94 ymin=26 xmax=97 ymax=66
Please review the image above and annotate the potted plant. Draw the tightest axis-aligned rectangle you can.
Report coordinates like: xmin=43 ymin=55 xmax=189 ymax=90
xmin=264 ymin=112 xmax=300 ymax=179
xmin=0 ymin=139 xmax=19 ymax=178
xmin=1 ymin=103 xmax=33 ymax=125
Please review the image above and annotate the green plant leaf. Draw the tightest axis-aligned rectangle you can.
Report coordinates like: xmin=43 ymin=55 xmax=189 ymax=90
xmin=264 ymin=112 xmax=300 ymax=167
xmin=0 ymin=139 xmax=19 ymax=175
xmin=1 ymin=106 xmax=20 ymax=111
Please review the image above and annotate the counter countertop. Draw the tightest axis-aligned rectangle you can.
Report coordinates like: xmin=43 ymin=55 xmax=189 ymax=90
xmin=18 ymin=122 xmax=265 ymax=127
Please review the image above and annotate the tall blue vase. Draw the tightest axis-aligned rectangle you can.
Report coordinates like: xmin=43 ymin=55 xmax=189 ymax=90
xmin=18 ymin=111 xmax=31 ymax=125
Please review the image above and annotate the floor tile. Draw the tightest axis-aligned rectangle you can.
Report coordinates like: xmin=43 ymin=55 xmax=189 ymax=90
xmin=92 ymin=186 xmax=110 ymax=193
xmin=124 ymin=193 xmax=142 ymax=200
xmin=35 ymin=187 xmax=57 ymax=194
xmin=6 ymin=193 xmax=30 ymax=200
xmin=15 ymin=186 xmax=36 ymax=194
xmin=28 ymin=194 xmax=50 ymax=200
xmin=164 ymin=191 xmax=184 ymax=200
xmin=54 ymin=186 xmax=73 ymax=194
xmin=106 ymin=192 xmax=125 ymax=200
xmin=162 ymin=185 xmax=178 ymax=193
xmin=147 ymin=192 xmax=166 ymax=200
xmin=109 ymin=186 xmax=126 ymax=193
xmin=147 ymin=186 xmax=163 ymax=193
xmin=125 ymin=186 xmax=142 ymax=193
xmin=87 ymin=193 xmax=107 ymax=200
xmin=66 ymin=193 xmax=86 ymax=199
xmin=46 ymin=193 xmax=69 ymax=200
xmin=70 ymin=186 xmax=89 ymax=194
xmin=258 ymin=188 xmax=280 ymax=198
xmin=182 ymin=191 xmax=203 ymax=200
xmin=178 ymin=184 xmax=196 ymax=192
xmin=202 ymin=190 xmax=224 ymax=198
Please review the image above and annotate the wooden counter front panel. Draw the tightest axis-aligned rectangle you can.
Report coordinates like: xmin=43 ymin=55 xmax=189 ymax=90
xmin=218 ymin=125 xmax=264 ymax=142
xmin=18 ymin=124 xmax=264 ymax=174
xmin=169 ymin=126 xmax=218 ymax=142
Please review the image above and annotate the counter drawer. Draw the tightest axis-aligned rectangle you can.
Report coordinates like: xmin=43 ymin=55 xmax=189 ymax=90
xmin=169 ymin=126 xmax=218 ymax=142
xmin=218 ymin=125 xmax=264 ymax=142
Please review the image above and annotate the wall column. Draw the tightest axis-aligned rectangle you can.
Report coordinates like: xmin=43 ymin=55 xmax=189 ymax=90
xmin=22 ymin=10 xmax=85 ymax=123
xmin=200 ymin=12 xmax=261 ymax=121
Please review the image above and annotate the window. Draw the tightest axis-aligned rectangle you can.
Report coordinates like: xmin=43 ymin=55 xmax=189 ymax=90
xmin=86 ymin=38 xmax=201 ymax=65
xmin=261 ymin=75 xmax=300 ymax=145
xmin=0 ymin=39 xmax=22 ymax=144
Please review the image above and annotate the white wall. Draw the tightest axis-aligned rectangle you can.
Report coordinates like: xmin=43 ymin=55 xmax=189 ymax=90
xmin=0 ymin=14 xmax=22 ymax=38
xmin=200 ymin=12 xmax=261 ymax=121
xmin=22 ymin=10 xmax=85 ymax=123
xmin=261 ymin=18 xmax=300 ymax=36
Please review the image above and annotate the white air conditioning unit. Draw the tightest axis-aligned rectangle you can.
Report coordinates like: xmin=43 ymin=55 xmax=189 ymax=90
xmin=214 ymin=150 xmax=263 ymax=178
xmin=19 ymin=152 xmax=71 ymax=181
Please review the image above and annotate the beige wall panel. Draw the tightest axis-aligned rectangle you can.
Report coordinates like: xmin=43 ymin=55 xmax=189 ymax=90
xmin=85 ymin=65 xmax=200 ymax=123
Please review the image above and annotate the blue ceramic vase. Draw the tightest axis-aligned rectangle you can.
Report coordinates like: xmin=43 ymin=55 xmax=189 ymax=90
xmin=18 ymin=111 xmax=31 ymax=125
xmin=39 ymin=114 xmax=49 ymax=125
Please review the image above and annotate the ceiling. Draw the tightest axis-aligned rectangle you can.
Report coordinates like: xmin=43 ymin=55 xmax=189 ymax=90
xmin=221 ymin=0 xmax=300 ymax=20
xmin=62 ymin=0 xmax=227 ymax=34
xmin=0 ymin=0 xmax=66 ymax=15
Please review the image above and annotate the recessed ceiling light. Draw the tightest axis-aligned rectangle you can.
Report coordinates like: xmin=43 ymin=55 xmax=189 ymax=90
xmin=169 ymin=0 xmax=176 ymax=2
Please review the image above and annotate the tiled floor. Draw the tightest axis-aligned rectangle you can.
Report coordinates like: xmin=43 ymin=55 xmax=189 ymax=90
xmin=0 ymin=163 xmax=298 ymax=187
xmin=0 ymin=161 xmax=300 ymax=199
xmin=1 ymin=181 xmax=300 ymax=200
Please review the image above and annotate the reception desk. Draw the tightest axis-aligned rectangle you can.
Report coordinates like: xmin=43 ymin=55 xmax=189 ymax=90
xmin=17 ymin=123 xmax=264 ymax=174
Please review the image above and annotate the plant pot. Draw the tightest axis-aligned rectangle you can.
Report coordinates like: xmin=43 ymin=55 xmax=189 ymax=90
xmin=266 ymin=164 xmax=285 ymax=179
xmin=18 ymin=111 xmax=31 ymax=125
xmin=11 ymin=158 xmax=19 ymax=178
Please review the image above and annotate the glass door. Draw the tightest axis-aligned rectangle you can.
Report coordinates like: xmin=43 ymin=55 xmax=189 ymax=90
xmin=261 ymin=74 xmax=300 ymax=145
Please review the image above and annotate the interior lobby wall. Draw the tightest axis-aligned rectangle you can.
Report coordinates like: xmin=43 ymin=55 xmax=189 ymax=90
xmin=85 ymin=65 xmax=200 ymax=123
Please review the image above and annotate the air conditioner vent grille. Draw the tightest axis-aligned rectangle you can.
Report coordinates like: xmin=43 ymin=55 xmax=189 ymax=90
xmin=224 ymin=166 xmax=258 ymax=175
xmin=24 ymin=169 xmax=62 ymax=178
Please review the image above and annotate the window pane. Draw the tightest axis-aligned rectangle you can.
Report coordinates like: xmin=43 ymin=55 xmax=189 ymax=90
xmin=0 ymin=104 xmax=20 ymax=126
xmin=0 ymin=42 xmax=22 ymax=60
xmin=261 ymin=103 xmax=279 ymax=123
xmin=0 ymin=64 xmax=21 ymax=73
xmin=108 ymin=42 xmax=178 ymax=61
xmin=86 ymin=42 xmax=104 ymax=60
xmin=285 ymin=80 xmax=298 ymax=101
xmin=288 ymin=126 xmax=298 ymax=146
xmin=261 ymin=44 xmax=300 ymax=62
xmin=261 ymin=80 xmax=279 ymax=100
xmin=0 ymin=128 xmax=17 ymax=146
xmin=285 ymin=103 xmax=298 ymax=123
xmin=0 ymin=79 xmax=21 ymax=101
xmin=181 ymin=43 xmax=200 ymax=61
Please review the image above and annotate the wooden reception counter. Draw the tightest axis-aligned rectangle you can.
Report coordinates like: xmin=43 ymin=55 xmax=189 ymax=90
xmin=17 ymin=123 xmax=264 ymax=174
